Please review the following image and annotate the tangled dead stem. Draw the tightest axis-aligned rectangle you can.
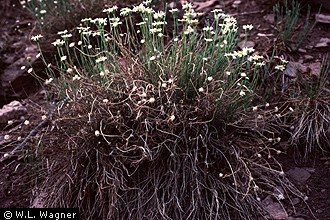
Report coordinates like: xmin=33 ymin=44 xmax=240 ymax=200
xmin=35 ymin=72 xmax=305 ymax=220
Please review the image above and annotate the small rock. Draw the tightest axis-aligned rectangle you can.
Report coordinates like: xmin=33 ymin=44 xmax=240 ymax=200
xmin=309 ymin=62 xmax=322 ymax=77
xmin=262 ymin=195 xmax=288 ymax=219
xmin=263 ymin=14 xmax=275 ymax=23
xmin=315 ymin=42 xmax=328 ymax=48
xmin=315 ymin=38 xmax=330 ymax=48
xmin=284 ymin=62 xmax=308 ymax=78
xmin=286 ymin=167 xmax=311 ymax=184
xmin=237 ymin=40 xmax=256 ymax=49
xmin=291 ymin=197 xmax=301 ymax=206
xmin=257 ymin=33 xmax=273 ymax=38
xmin=1 ymin=57 xmax=29 ymax=83
xmin=303 ymin=55 xmax=314 ymax=62
xmin=298 ymin=48 xmax=307 ymax=53
xmin=0 ymin=101 xmax=27 ymax=124
xmin=232 ymin=0 xmax=242 ymax=8
xmin=168 ymin=1 xmax=176 ymax=9
xmin=316 ymin=13 xmax=330 ymax=24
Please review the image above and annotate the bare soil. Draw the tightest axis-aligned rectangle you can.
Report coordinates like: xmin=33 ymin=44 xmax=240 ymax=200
xmin=1 ymin=0 xmax=329 ymax=219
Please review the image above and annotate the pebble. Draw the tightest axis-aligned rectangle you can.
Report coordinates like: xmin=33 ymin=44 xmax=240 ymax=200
xmin=263 ymin=14 xmax=275 ymax=23
xmin=315 ymin=13 xmax=330 ymax=24
xmin=291 ymin=197 xmax=301 ymax=206
xmin=286 ymin=167 xmax=311 ymax=184
xmin=315 ymin=38 xmax=330 ymax=48
xmin=237 ymin=40 xmax=255 ymax=49
xmin=303 ymin=55 xmax=314 ymax=62
xmin=283 ymin=62 xmax=308 ymax=78
xmin=261 ymin=195 xmax=288 ymax=219
xmin=309 ymin=62 xmax=322 ymax=77
xmin=232 ymin=0 xmax=242 ymax=8
xmin=316 ymin=209 xmax=323 ymax=213
xmin=0 ymin=101 xmax=27 ymax=124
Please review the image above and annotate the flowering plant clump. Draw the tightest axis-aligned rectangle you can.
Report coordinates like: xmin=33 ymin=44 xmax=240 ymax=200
xmin=30 ymin=1 xmax=280 ymax=110
xmin=27 ymin=1 xmax=308 ymax=220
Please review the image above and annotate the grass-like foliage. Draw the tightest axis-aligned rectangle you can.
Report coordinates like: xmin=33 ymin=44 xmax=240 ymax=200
xmin=21 ymin=0 xmax=140 ymax=34
xmin=273 ymin=0 xmax=314 ymax=50
xmin=288 ymin=55 xmax=330 ymax=162
xmin=28 ymin=1 xmax=309 ymax=219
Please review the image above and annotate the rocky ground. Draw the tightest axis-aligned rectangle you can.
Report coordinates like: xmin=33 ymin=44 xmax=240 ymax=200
xmin=1 ymin=0 xmax=330 ymax=219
